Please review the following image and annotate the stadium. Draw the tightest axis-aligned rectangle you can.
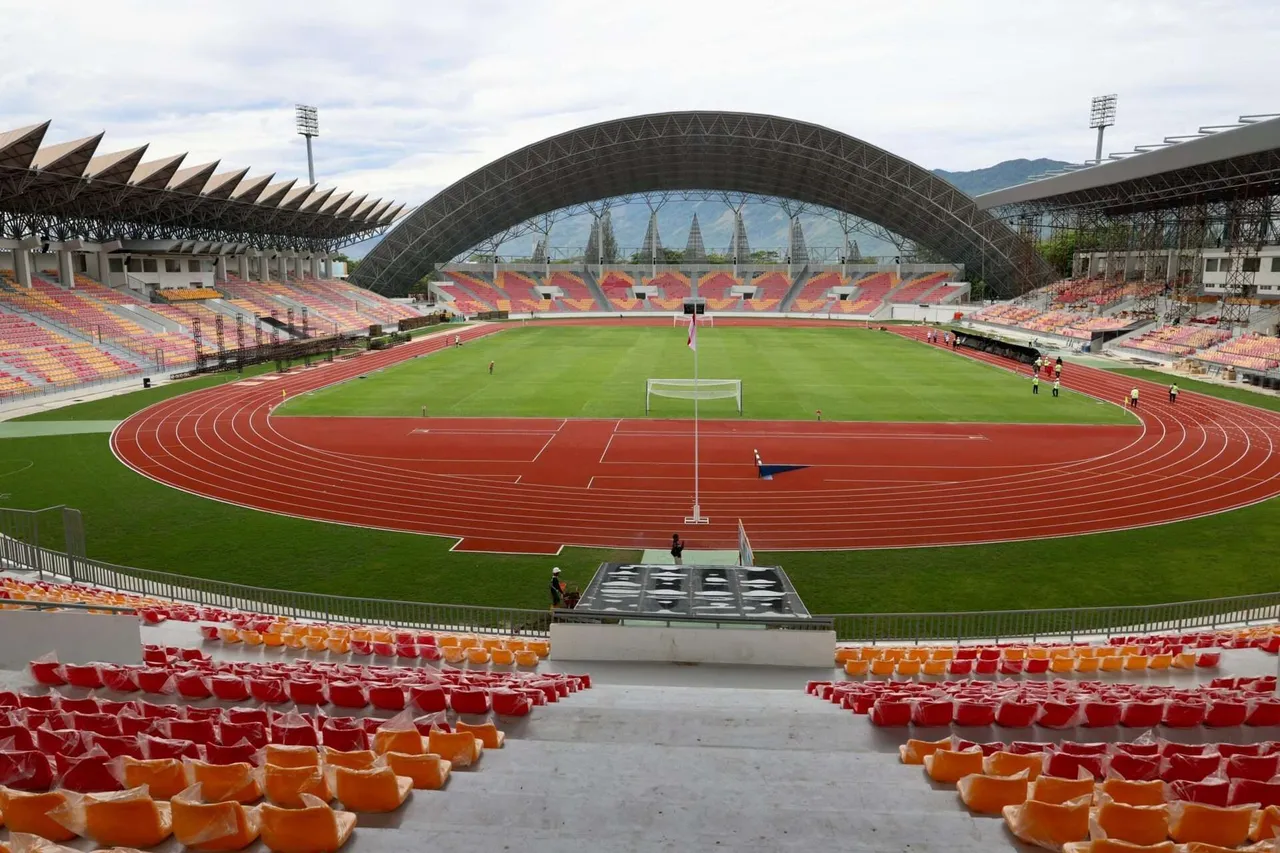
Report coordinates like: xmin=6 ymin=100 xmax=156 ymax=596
xmin=3 ymin=88 xmax=1280 ymax=853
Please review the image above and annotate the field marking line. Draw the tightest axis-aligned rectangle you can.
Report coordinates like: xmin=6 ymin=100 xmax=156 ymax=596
xmin=529 ymin=420 xmax=566 ymax=463
xmin=598 ymin=419 xmax=622 ymax=464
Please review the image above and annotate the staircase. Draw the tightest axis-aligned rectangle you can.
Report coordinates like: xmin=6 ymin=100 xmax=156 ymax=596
xmin=580 ymin=269 xmax=610 ymax=310
xmin=780 ymin=266 xmax=812 ymax=311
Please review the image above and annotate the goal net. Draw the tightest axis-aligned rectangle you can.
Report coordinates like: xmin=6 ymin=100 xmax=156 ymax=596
xmin=672 ymin=314 xmax=714 ymax=327
xmin=646 ymin=379 xmax=742 ymax=414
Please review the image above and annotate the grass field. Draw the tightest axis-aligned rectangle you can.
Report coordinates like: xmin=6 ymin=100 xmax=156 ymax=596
xmin=279 ymin=326 xmax=1132 ymax=424
xmin=5 ymin=325 xmax=1280 ymax=615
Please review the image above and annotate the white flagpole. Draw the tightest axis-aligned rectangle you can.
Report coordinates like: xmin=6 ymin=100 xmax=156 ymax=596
xmin=686 ymin=310 xmax=707 ymax=524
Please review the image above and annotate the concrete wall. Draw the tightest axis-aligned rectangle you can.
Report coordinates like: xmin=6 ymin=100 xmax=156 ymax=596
xmin=0 ymin=609 xmax=142 ymax=669
xmin=550 ymin=623 xmax=835 ymax=667
xmin=889 ymin=303 xmax=982 ymax=323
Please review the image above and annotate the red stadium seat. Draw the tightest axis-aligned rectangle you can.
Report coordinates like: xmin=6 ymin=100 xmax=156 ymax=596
xmin=1009 ymin=742 xmax=1053 ymax=754
xmin=870 ymin=699 xmax=912 ymax=727
xmin=492 ymin=689 xmax=533 ymax=717
xmin=219 ymin=721 xmax=267 ymax=750
xmin=1228 ymin=778 xmax=1280 ymax=807
xmin=1204 ymin=699 xmax=1248 ymax=727
xmin=0 ymin=725 xmax=37 ymax=750
xmin=369 ymin=685 xmax=407 ymax=711
xmin=211 ymin=675 xmax=251 ymax=702
xmin=29 ymin=658 xmax=67 ymax=686
xmin=56 ymin=750 xmax=123 ymax=792
xmin=410 ymin=685 xmax=447 ymax=713
xmin=1082 ymin=701 xmax=1122 ymax=727
xmin=1163 ymin=701 xmax=1207 ymax=728
xmin=954 ymin=700 xmax=996 ymax=727
xmin=136 ymin=668 xmax=174 ymax=694
xmin=1037 ymin=700 xmax=1083 ymax=729
xmin=911 ymin=699 xmax=953 ymax=727
xmin=974 ymin=659 xmax=998 ymax=675
xmin=947 ymin=659 xmax=973 ymax=676
xmin=450 ymin=687 xmax=492 ymax=715
xmin=1219 ymin=743 xmax=1262 ymax=757
xmin=995 ymin=700 xmax=1038 ymax=728
xmin=71 ymin=713 xmax=122 ymax=737
xmin=328 ymin=681 xmax=369 ymax=709
xmin=1120 ymin=701 xmax=1165 ymax=728
xmin=19 ymin=693 xmax=58 ymax=711
xmin=321 ymin=721 xmax=369 ymax=752
xmin=0 ymin=749 xmax=57 ymax=791
xmin=86 ymin=734 xmax=143 ymax=759
xmin=164 ymin=718 xmax=219 ymax=745
xmin=37 ymin=728 xmax=89 ymax=756
xmin=64 ymin=664 xmax=106 ymax=689
xmin=271 ymin=716 xmax=320 ymax=747
xmin=1108 ymin=753 xmax=1161 ymax=782
xmin=1059 ymin=742 xmax=1107 ymax=756
xmin=101 ymin=667 xmax=140 ymax=693
xmin=1170 ymin=779 xmax=1230 ymax=806
xmin=60 ymin=697 xmax=100 ymax=715
xmin=175 ymin=673 xmax=212 ymax=700
xmin=226 ymin=708 xmax=269 ymax=726
xmin=999 ymin=659 xmax=1024 ymax=676
xmin=1023 ymin=658 xmax=1049 ymax=675
xmin=1162 ymin=752 xmax=1223 ymax=782
xmin=1044 ymin=751 xmax=1104 ymax=780
xmin=249 ymin=677 xmax=288 ymax=705
xmin=287 ymin=679 xmax=328 ymax=706
xmin=1247 ymin=699 xmax=1280 ymax=727
xmin=205 ymin=741 xmax=259 ymax=766
xmin=1113 ymin=742 xmax=1160 ymax=757
xmin=139 ymin=733 xmax=201 ymax=760
xmin=1225 ymin=753 xmax=1280 ymax=781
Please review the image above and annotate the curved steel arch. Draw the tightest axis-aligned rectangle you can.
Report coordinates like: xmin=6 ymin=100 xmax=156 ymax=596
xmin=351 ymin=111 xmax=1051 ymax=296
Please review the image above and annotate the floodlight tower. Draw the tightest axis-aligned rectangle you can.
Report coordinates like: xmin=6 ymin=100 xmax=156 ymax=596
xmin=1089 ymin=94 xmax=1117 ymax=164
xmin=295 ymin=104 xmax=319 ymax=184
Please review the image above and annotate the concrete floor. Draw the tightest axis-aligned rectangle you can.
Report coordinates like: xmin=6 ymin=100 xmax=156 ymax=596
xmin=2 ymin=618 xmax=1278 ymax=852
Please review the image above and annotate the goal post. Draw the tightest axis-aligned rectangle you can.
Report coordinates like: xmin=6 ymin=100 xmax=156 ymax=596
xmin=646 ymin=378 xmax=742 ymax=415
xmin=672 ymin=314 xmax=714 ymax=327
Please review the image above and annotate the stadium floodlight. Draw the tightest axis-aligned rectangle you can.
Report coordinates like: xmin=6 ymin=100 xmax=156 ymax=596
xmin=295 ymin=104 xmax=319 ymax=184
xmin=1089 ymin=94 xmax=1117 ymax=164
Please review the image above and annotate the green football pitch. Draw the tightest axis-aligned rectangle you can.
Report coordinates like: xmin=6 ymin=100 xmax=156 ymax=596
xmin=278 ymin=325 xmax=1132 ymax=424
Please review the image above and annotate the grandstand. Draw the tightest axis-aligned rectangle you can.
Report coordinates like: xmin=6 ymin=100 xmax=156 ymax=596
xmin=1197 ymin=332 xmax=1280 ymax=371
xmin=1119 ymin=323 xmax=1232 ymax=358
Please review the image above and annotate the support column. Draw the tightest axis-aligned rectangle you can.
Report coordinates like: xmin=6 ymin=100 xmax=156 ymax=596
xmin=321 ymin=256 xmax=332 ymax=278
xmin=58 ymin=250 xmax=76 ymax=289
xmin=258 ymin=255 xmax=270 ymax=283
xmin=309 ymin=256 xmax=320 ymax=279
xmin=237 ymin=254 xmax=250 ymax=281
xmin=96 ymin=252 xmax=112 ymax=285
xmin=12 ymin=248 xmax=31 ymax=288
xmin=215 ymin=255 xmax=228 ymax=282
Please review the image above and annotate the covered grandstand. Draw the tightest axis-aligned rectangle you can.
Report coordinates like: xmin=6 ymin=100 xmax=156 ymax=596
xmin=0 ymin=121 xmax=423 ymax=400
xmin=352 ymin=111 xmax=1055 ymax=298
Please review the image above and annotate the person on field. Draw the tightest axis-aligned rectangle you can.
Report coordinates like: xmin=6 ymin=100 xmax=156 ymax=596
xmin=1034 ymin=356 xmax=1043 ymax=373
xmin=1054 ymin=361 xmax=1062 ymax=380
xmin=1169 ymin=383 xmax=1179 ymax=404
xmin=671 ymin=533 xmax=685 ymax=565
xmin=489 ymin=360 xmax=494 ymax=375
xmin=1052 ymin=379 xmax=1060 ymax=398
xmin=1130 ymin=387 xmax=1140 ymax=408
xmin=549 ymin=567 xmax=565 ymax=608
xmin=1032 ymin=375 xmax=1040 ymax=395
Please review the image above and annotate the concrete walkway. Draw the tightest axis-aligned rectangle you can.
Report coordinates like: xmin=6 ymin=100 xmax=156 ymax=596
xmin=0 ymin=420 xmax=120 ymax=437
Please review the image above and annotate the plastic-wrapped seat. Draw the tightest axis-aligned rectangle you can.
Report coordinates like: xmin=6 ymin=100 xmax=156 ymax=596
xmin=321 ymin=722 xmax=368 ymax=753
xmin=176 ymin=673 xmax=214 ymax=700
xmin=56 ymin=750 xmax=122 ymax=793
xmin=957 ymin=770 xmax=1029 ymax=814
xmin=1228 ymin=778 xmax=1280 ymax=808
xmin=1247 ymin=698 xmax=1280 ymax=727
xmin=923 ymin=748 xmax=984 ymax=784
xmin=219 ymin=722 xmax=267 ymax=750
xmin=327 ymin=682 xmax=369 ymax=710
xmin=0 ymin=787 xmax=77 ymax=840
xmin=211 ymin=676 xmax=251 ymax=703
xmin=249 ymin=677 xmax=288 ymax=705
xmin=329 ymin=765 xmax=412 ymax=813
xmin=427 ymin=731 xmax=482 ymax=768
xmin=1029 ymin=775 xmax=1095 ymax=805
xmin=1092 ymin=797 xmax=1169 ymax=847
xmin=265 ymin=744 xmax=321 ymax=769
xmin=287 ymin=680 xmax=327 ymax=706
xmin=1082 ymin=701 xmax=1122 ymax=728
xmin=52 ymin=786 xmax=174 ymax=848
xmin=869 ymin=699 xmax=911 ymax=727
xmin=1024 ymin=658 xmax=1050 ymax=675
xmin=954 ymin=700 xmax=996 ymax=727
xmin=1203 ymin=699 xmax=1247 ymax=728
xmin=1168 ymin=779 xmax=1230 ymax=807
xmin=119 ymin=756 xmax=188 ymax=798
xmin=492 ymin=690 xmax=533 ymax=717
xmin=205 ymin=742 xmax=259 ymax=767
xmin=172 ymin=783 xmax=262 ymax=851
xmin=384 ymin=752 xmax=450 ymax=790
xmin=1161 ymin=753 xmax=1222 ymax=783
xmin=186 ymin=760 xmax=263 ymax=804
xmin=63 ymin=664 xmax=105 ymax=689
xmin=947 ymin=659 xmax=974 ymax=676
xmin=911 ymin=699 xmax=954 ymax=727
xmin=984 ymin=751 xmax=1042 ymax=780
xmin=1003 ymin=796 xmax=1090 ymax=849
xmin=321 ymin=749 xmax=377 ymax=771
xmin=264 ymin=764 xmax=330 ymax=808
xmin=1162 ymin=701 xmax=1207 ymax=728
xmin=1038 ymin=700 xmax=1084 ymax=730
xmin=1224 ymin=752 xmax=1280 ymax=782
xmin=898 ymin=737 xmax=953 ymax=765
xmin=995 ymin=699 xmax=1038 ymax=728
xmin=456 ymin=721 xmax=504 ymax=750
xmin=1108 ymin=754 xmax=1161 ymax=783
xmin=368 ymin=685 xmax=407 ymax=712
xmin=1044 ymin=752 xmax=1105 ymax=781
xmin=450 ymin=688 xmax=491 ymax=715
xmin=1168 ymin=801 xmax=1253 ymax=847
xmin=1251 ymin=804 xmax=1280 ymax=843
xmin=259 ymin=794 xmax=355 ymax=853
xmin=1119 ymin=701 xmax=1165 ymax=728
xmin=1099 ymin=778 xmax=1166 ymax=807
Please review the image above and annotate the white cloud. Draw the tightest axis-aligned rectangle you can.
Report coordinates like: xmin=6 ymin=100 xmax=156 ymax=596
xmin=1 ymin=0 xmax=1275 ymax=217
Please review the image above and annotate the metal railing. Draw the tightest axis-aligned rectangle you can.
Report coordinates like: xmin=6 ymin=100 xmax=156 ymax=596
xmin=554 ymin=609 xmax=834 ymax=632
xmin=825 ymin=591 xmax=1280 ymax=643
xmin=6 ymin=507 xmax=1280 ymax=643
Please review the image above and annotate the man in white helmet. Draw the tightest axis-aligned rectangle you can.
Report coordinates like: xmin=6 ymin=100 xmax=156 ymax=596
xmin=549 ymin=567 xmax=564 ymax=608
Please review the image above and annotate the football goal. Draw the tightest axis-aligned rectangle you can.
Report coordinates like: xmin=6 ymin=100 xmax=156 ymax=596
xmin=672 ymin=314 xmax=714 ymax=327
xmin=646 ymin=378 xmax=742 ymax=415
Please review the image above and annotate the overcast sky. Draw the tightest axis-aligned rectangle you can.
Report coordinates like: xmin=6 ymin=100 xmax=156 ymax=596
xmin=1 ymin=0 xmax=1274 ymax=212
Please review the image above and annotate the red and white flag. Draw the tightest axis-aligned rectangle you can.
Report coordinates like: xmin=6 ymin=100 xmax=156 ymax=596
xmin=687 ymin=313 xmax=697 ymax=352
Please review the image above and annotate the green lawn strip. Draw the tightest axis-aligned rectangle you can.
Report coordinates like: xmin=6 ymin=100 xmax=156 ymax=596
xmin=280 ymin=326 xmax=1131 ymax=424
xmin=1103 ymin=367 xmax=1280 ymax=413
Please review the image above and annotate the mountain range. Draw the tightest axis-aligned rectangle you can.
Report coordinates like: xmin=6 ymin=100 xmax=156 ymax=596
xmin=345 ymin=157 xmax=1069 ymax=262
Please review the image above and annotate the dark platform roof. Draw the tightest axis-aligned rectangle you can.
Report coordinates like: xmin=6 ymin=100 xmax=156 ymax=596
xmin=352 ymin=111 xmax=1052 ymax=296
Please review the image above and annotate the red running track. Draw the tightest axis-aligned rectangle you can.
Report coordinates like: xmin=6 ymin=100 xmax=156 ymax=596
xmin=111 ymin=321 xmax=1280 ymax=554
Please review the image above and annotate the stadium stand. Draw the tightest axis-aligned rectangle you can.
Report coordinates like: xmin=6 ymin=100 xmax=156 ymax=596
xmin=1196 ymin=332 xmax=1280 ymax=371
xmin=443 ymin=270 xmax=505 ymax=311
xmin=598 ymin=271 xmax=639 ymax=311
xmin=158 ymin=288 xmax=218 ymax=302
xmin=839 ymin=271 xmax=897 ymax=314
xmin=300 ymin=276 xmax=421 ymax=325
xmin=742 ymin=271 xmax=788 ymax=311
xmin=0 ymin=313 xmax=138 ymax=393
xmin=546 ymin=271 xmax=601 ymax=311
xmin=971 ymin=303 xmax=1042 ymax=326
xmin=888 ymin=271 xmax=950 ymax=303
xmin=790 ymin=271 xmax=847 ymax=312
xmin=494 ymin=271 xmax=542 ymax=312
xmin=645 ymin=271 xmax=691 ymax=311
xmin=698 ymin=271 xmax=743 ymax=311
xmin=1123 ymin=324 xmax=1232 ymax=357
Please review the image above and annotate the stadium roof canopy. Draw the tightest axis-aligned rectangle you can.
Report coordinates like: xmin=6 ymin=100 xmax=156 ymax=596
xmin=976 ymin=114 xmax=1280 ymax=215
xmin=0 ymin=121 xmax=404 ymax=252
xmin=352 ymin=111 xmax=1053 ymax=296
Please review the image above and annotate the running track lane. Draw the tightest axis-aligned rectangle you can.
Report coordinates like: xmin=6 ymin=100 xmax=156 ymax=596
xmin=110 ymin=320 xmax=1280 ymax=554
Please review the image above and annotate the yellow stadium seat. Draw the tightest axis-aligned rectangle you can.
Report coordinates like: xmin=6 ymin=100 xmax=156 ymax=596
xmin=1098 ymin=778 xmax=1167 ymax=807
xmin=265 ymin=745 xmax=320 ymax=769
xmin=74 ymin=787 xmax=175 ymax=848
xmin=329 ymin=766 xmax=411 ymax=813
xmin=259 ymin=795 xmax=355 ymax=853
xmin=456 ymin=721 xmax=504 ymax=750
xmin=426 ymin=731 xmax=482 ymax=768
xmin=896 ymin=659 xmax=922 ymax=677
xmin=843 ymin=659 xmax=869 ymax=677
xmin=870 ymin=658 xmax=896 ymax=677
xmin=1093 ymin=798 xmax=1170 ymax=847
xmin=1051 ymin=657 xmax=1076 ymax=674
xmin=120 ymin=756 xmax=188 ymax=799
xmin=172 ymin=783 xmax=262 ymax=851
xmin=1075 ymin=657 xmax=1100 ymax=674
xmin=1172 ymin=653 xmax=1196 ymax=669
xmin=1148 ymin=653 xmax=1173 ymax=670
xmin=984 ymin=751 xmax=1042 ymax=781
xmin=1027 ymin=647 xmax=1050 ymax=660
xmin=384 ymin=752 xmax=450 ymax=790
xmin=465 ymin=647 xmax=490 ymax=666
xmin=957 ymin=771 xmax=1030 ymax=814
xmin=899 ymin=737 xmax=953 ymax=765
xmin=185 ymin=760 xmax=263 ymax=804
xmin=1169 ymin=802 xmax=1253 ymax=847
xmin=1003 ymin=796 xmax=1090 ymax=849
xmin=527 ymin=640 xmax=550 ymax=657
xmin=372 ymin=729 xmax=424 ymax=757
xmin=1094 ymin=646 xmax=1118 ymax=658
xmin=321 ymin=749 xmax=377 ymax=771
xmin=0 ymin=788 xmax=77 ymax=841
xmin=905 ymin=648 xmax=930 ymax=662
xmin=1252 ymin=804 xmax=1280 ymax=843
xmin=1101 ymin=656 xmax=1125 ymax=673
xmin=834 ymin=648 xmax=859 ymax=664
xmin=1123 ymin=655 xmax=1149 ymax=672
xmin=1030 ymin=776 xmax=1095 ymax=805
xmin=264 ymin=765 xmax=330 ymax=808
xmin=929 ymin=648 xmax=955 ymax=661
xmin=442 ymin=647 xmax=467 ymax=665
xmin=513 ymin=650 xmax=539 ymax=667
xmin=924 ymin=748 xmax=984 ymax=784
